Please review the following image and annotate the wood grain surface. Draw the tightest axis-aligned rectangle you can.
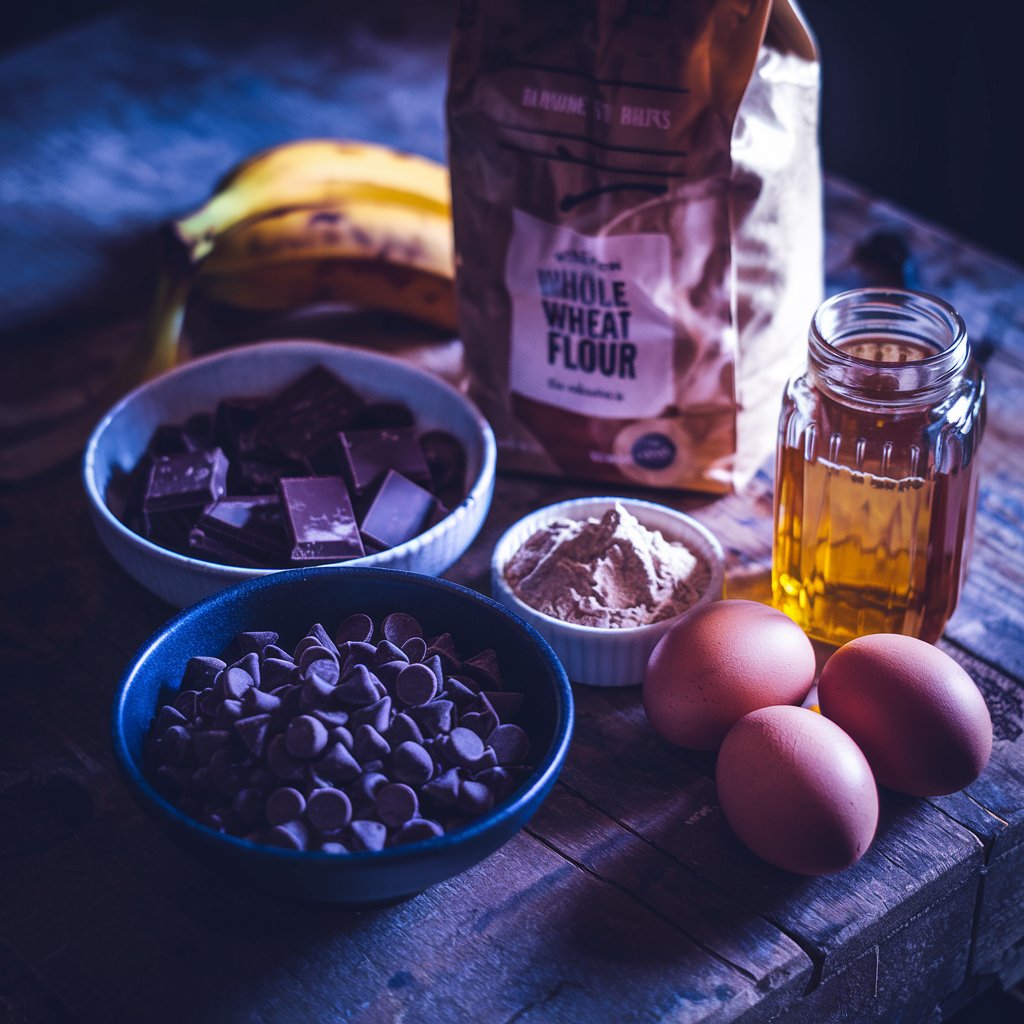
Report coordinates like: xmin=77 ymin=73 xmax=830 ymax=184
xmin=3 ymin=3 xmax=1024 ymax=1023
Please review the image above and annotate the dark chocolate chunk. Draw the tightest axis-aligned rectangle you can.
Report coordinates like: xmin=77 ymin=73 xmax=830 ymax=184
xmin=147 ymin=423 xmax=191 ymax=457
xmin=279 ymin=476 xmax=364 ymax=564
xmin=375 ymin=783 xmax=418 ymax=827
xmin=190 ymin=497 xmax=289 ymax=566
xmin=338 ymin=426 xmax=431 ymax=496
xmin=214 ymin=397 xmax=264 ymax=459
xmin=307 ymin=787 xmax=352 ymax=832
xmin=143 ymin=448 xmax=229 ymax=513
xmin=360 ymin=470 xmax=443 ymax=550
xmin=348 ymin=402 xmax=415 ymax=431
xmin=419 ymin=429 xmax=467 ymax=495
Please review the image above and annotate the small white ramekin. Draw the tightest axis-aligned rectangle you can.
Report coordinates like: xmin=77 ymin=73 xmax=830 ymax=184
xmin=490 ymin=497 xmax=725 ymax=687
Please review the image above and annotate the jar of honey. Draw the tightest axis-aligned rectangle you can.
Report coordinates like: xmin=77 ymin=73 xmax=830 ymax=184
xmin=772 ymin=289 xmax=985 ymax=645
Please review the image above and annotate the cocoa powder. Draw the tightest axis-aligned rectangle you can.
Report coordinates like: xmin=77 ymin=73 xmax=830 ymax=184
xmin=504 ymin=504 xmax=710 ymax=628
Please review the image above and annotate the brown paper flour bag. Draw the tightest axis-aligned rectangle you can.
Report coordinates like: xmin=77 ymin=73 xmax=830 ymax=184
xmin=446 ymin=0 xmax=822 ymax=493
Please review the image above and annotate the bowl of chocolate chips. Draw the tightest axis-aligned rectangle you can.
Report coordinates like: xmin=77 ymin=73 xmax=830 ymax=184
xmin=111 ymin=565 xmax=573 ymax=905
xmin=84 ymin=340 xmax=496 ymax=607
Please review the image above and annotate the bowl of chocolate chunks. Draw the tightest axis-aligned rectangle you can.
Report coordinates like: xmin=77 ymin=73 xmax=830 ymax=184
xmin=111 ymin=566 xmax=574 ymax=905
xmin=84 ymin=340 xmax=496 ymax=607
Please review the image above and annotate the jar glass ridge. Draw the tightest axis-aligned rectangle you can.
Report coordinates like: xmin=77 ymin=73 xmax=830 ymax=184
xmin=772 ymin=288 xmax=985 ymax=646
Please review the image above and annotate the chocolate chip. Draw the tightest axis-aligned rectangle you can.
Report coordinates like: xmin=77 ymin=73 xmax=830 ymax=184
xmin=482 ymin=691 xmax=523 ymax=721
xmin=182 ymin=656 xmax=225 ymax=691
xmin=285 ymin=714 xmax=329 ymax=759
xmin=300 ymin=673 xmax=336 ymax=712
xmin=237 ymin=631 xmax=279 ymax=656
xmin=375 ymin=783 xmax=418 ymax=827
xmin=263 ymin=644 xmax=294 ymax=663
xmin=401 ymin=636 xmax=427 ymax=663
xmin=209 ymin=753 xmax=250 ymax=797
xmin=390 ymin=741 xmax=434 ymax=786
xmin=422 ymin=767 xmax=461 ymax=806
xmin=261 ymin=657 xmax=298 ymax=691
xmin=315 ymin=741 xmax=362 ymax=784
xmin=460 ymin=710 xmax=498 ymax=741
xmin=425 ymin=632 xmax=460 ymax=672
xmin=457 ymin=780 xmax=494 ymax=815
xmin=335 ymin=613 xmax=375 ymax=645
xmin=264 ymin=820 xmax=309 ymax=851
xmin=352 ymin=724 xmax=391 ymax=764
xmin=348 ymin=819 xmax=387 ymax=852
xmin=449 ymin=726 xmax=485 ymax=767
xmin=348 ymin=696 xmax=392 ymax=734
xmin=298 ymin=643 xmax=339 ymax=673
xmin=393 ymin=818 xmax=444 ymax=845
xmin=192 ymin=729 xmax=231 ymax=765
xmin=375 ymin=640 xmax=408 ymax=665
xmin=217 ymin=698 xmax=244 ymax=722
xmin=374 ymin=659 xmax=407 ymax=691
xmin=266 ymin=734 xmax=306 ymax=781
xmin=153 ymin=705 xmax=188 ymax=736
xmin=339 ymin=641 xmax=377 ymax=671
xmin=233 ymin=652 xmax=262 ymax=688
xmin=157 ymin=724 xmax=191 ymax=764
xmin=306 ymin=623 xmax=339 ymax=656
xmin=266 ymin=786 xmax=306 ymax=825
xmin=460 ymin=649 xmax=502 ymax=690
xmin=475 ymin=767 xmax=516 ymax=801
xmin=488 ymin=724 xmax=530 ymax=765
xmin=311 ymin=707 xmax=349 ymax=729
xmin=347 ymin=771 xmax=388 ymax=808
xmin=446 ymin=677 xmax=478 ymax=706
xmin=228 ymin=788 xmax=262 ymax=826
xmin=386 ymin=712 xmax=424 ymax=746
xmin=383 ymin=612 xmax=423 ymax=648
xmin=320 ymin=841 xmax=348 ymax=854
xmin=307 ymin=787 xmax=352 ymax=832
xmin=173 ymin=690 xmax=201 ymax=720
xmin=334 ymin=664 xmax=381 ymax=707
xmin=241 ymin=687 xmax=281 ymax=716
xmin=395 ymin=663 xmax=438 ymax=707
xmin=409 ymin=699 xmax=454 ymax=738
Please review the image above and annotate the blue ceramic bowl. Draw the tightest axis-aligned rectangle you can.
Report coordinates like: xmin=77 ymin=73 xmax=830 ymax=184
xmin=111 ymin=566 xmax=573 ymax=905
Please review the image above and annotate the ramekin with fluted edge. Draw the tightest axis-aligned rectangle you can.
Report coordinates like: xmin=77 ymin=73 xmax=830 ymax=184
xmin=490 ymin=497 xmax=725 ymax=687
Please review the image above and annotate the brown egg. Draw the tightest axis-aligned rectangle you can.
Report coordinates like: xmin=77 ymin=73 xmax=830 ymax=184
xmin=642 ymin=599 xmax=816 ymax=750
xmin=818 ymin=634 xmax=992 ymax=797
xmin=717 ymin=705 xmax=879 ymax=875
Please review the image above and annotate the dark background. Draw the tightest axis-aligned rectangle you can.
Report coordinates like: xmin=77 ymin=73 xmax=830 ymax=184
xmin=4 ymin=0 xmax=1023 ymax=267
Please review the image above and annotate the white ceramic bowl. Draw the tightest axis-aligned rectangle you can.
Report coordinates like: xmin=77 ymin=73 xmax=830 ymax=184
xmin=491 ymin=497 xmax=725 ymax=687
xmin=84 ymin=340 xmax=496 ymax=607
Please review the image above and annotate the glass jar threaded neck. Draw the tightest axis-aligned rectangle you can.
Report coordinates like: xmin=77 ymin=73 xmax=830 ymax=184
xmin=808 ymin=289 xmax=969 ymax=406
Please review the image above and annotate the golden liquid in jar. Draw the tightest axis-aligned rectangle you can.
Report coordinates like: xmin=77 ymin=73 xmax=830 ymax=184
xmin=772 ymin=337 xmax=979 ymax=646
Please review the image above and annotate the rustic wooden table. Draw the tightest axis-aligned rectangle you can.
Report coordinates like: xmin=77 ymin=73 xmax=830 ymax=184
xmin=3 ymin=4 xmax=1024 ymax=1023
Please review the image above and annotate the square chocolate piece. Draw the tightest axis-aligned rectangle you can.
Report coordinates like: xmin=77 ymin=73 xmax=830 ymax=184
xmin=279 ymin=476 xmax=364 ymax=564
xmin=190 ymin=495 xmax=290 ymax=566
xmin=143 ymin=448 xmax=229 ymax=513
xmin=360 ymin=470 xmax=445 ymax=550
xmin=338 ymin=427 xmax=432 ymax=496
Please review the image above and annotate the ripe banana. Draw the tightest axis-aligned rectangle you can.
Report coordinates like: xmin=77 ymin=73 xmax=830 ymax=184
xmin=195 ymin=198 xmax=456 ymax=329
xmin=177 ymin=139 xmax=451 ymax=263
xmin=142 ymin=139 xmax=457 ymax=377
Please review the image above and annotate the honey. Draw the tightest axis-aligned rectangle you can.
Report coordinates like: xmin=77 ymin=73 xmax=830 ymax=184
xmin=772 ymin=292 xmax=985 ymax=646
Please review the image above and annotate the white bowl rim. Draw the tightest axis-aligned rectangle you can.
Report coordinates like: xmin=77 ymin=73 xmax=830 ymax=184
xmin=491 ymin=495 xmax=726 ymax=638
xmin=83 ymin=338 xmax=497 ymax=580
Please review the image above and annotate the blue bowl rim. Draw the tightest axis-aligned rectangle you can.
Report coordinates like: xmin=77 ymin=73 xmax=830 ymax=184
xmin=110 ymin=565 xmax=574 ymax=867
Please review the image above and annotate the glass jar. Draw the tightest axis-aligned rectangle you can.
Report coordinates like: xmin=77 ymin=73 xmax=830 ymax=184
xmin=772 ymin=289 xmax=986 ymax=646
